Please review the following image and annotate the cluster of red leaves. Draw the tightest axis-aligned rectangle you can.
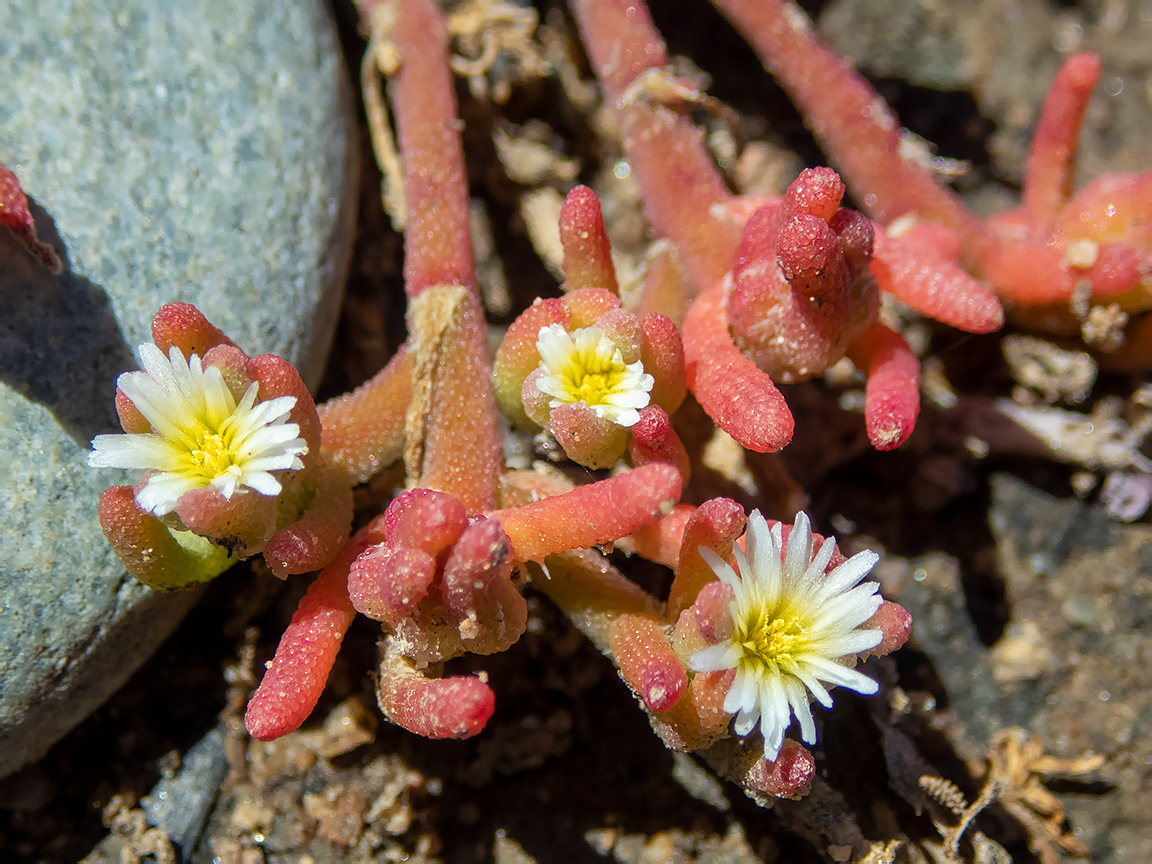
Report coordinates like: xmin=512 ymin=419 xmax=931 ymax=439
xmin=0 ymin=162 xmax=62 ymax=273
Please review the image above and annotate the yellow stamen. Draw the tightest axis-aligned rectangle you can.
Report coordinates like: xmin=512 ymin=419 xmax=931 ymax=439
xmin=188 ymin=431 xmax=235 ymax=478
xmin=737 ymin=609 xmax=809 ymax=667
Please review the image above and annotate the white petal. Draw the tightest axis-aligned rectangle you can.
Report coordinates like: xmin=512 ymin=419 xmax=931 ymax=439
xmin=243 ymin=393 xmax=296 ymax=427
xmin=137 ymin=342 xmax=171 ymax=379
xmin=608 ymin=407 xmax=641 ymax=427
xmin=785 ymin=678 xmax=817 ymax=744
xmin=136 ymin=473 xmax=200 ymax=516
xmin=688 ymin=642 xmax=741 ymax=673
xmin=233 ymin=425 xmax=305 ymax=456
xmin=200 ymin=366 xmax=237 ymax=422
xmin=784 ymin=659 xmax=834 ymax=708
xmin=761 ymin=730 xmax=784 ymax=762
xmin=813 ymin=549 xmax=880 ymax=603
xmin=757 ymin=681 xmax=788 ymax=760
xmin=818 ymin=628 xmax=883 ymax=657
xmin=766 ymin=673 xmax=793 ymax=747
xmin=805 ymin=537 xmax=836 ymax=584
xmin=804 ymin=656 xmax=879 ymax=695
xmin=744 ymin=510 xmax=767 ymax=573
xmin=242 ymin=453 xmax=305 ymax=474
xmin=240 ymin=471 xmax=284 ymax=496
xmin=89 ymin=434 xmax=178 ymax=470
xmin=749 ymin=513 xmax=783 ymax=601
xmin=783 ymin=511 xmax=813 ymax=586
xmin=602 ymin=389 xmax=650 ymax=409
xmin=537 ymin=378 xmax=568 ymax=402
xmin=816 ymin=585 xmax=883 ymax=632
xmin=723 ymin=670 xmax=751 ymax=716
xmin=733 ymin=704 xmax=761 ymax=738
xmin=212 ymin=472 xmax=240 ymax=500
xmin=698 ymin=546 xmax=741 ymax=589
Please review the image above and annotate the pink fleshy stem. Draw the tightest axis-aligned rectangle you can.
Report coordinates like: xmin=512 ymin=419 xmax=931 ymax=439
xmin=673 ymin=580 xmax=735 ymax=650
xmin=439 ymin=518 xmax=520 ymax=627
xmin=497 ymin=468 xmax=577 ymax=509
xmin=871 ymin=224 xmax=1004 ymax=333
xmin=617 ymin=504 xmax=694 ymax=569
xmin=202 ymin=345 xmax=256 ymax=402
xmin=407 ymin=285 xmax=502 ymax=513
xmin=385 ymin=487 xmax=469 ymax=555
xmin=245 ymin=518 xmax=386 ymax=740
xmin=641 ymin=313 xmax=687 ymax=414
xmin=632 ymin=245 xmax=694 ymax=327
xmin=490 ymin=463 xmax=683 ymax=562
xmin=114 ymin=388 xmax=151 ymax=434
xmin=682 ymin=284 xmax=795 ymax=453
xmin=559 ymin=185 xmax=619 ymax=294
xmin=741 ymin=739 xmax=816 ymax=801
xmin=97 ymin=486 xmax=235 ymax=590
xmin=550 ymin=401 xmax=629 ymax=470
xmin=710 ymin=0 xmax=993 ymax=262
xmin=862 ymin=600 xmax=913 ymax=658
xmin=978 ymin=236 xmax=1143 ymax=306
xmin=531 ymin=550 xmax=657 ymax=654
xmin=318 ymin=346 xmax=413 ymax=484
xmin=248 ymin=353 xmax=322 ymax=470
xmin=568 ymin=0 xmax=742 ymax=291
xmin=363 ymin=0 xmax=476 ymax=298
xmin=1023 ymin=53 xmax=1102 ymax=224
xmin=628 ymin=405 xmax=690 ymax=482
xmin=609 ymin=613 xmax=688 ymax=713
xmin=563 ymin=287 xmax=621 ymax=328
xmin=173 ymin=485 xmax=278 ymax=557
xmin=667 ymin=498 xmax=746 ymax=619
xmin=150 ymin=302 xmax=237 ymax=360
xmin=650 ymin=668 xmax=734 ymax=752
xmin=376 ymin=639 xmax=495 ymax=739
xmin=847 ymin=322 xmax=920 ymax=451
xmin=263 ymin=460 xmax=355 ymax=578
xmin=348 ymin=544 xmax=437 ymax=624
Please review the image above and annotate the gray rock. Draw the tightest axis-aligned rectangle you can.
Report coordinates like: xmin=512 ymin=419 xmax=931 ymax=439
xmin=0 ymin=0 xmax=357 ymax=778
xmin=891 ymin=475 xmax=1152 ymax=863
xmin=141 ymin=726 xmax=229 ymax=853
xmin=818 ymin=0 xmax=1152 ymax=184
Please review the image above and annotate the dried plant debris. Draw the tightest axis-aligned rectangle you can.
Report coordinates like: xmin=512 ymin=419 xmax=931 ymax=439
xmin=985 ymin=395 xmax=1152 ymax=475
xmin=896 ymin=728 xmax=1104 ymax=864
xmin=444 ymin=0 xmax=549 ymax=102
xmin=969 ymin=728 xmax=1104 ymax=864
xmin=1001 ymin=335 xmax=1096 ymax=407
xmin=209 ymin=719 xmax=440 ymax=863
xmin=82 ymin=795 xmax=176 ymax=864
xmin=1098 ymin=469 xmax=1152 ymax=522
xmin=918 ymin=774 xmax=1004 ymax=862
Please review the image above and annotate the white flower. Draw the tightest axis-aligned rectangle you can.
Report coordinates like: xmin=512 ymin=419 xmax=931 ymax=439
xmin=535 ymin=323 xmax=654 ymax=427
xmin=89 ymin=343 xmax=308 ymax=517
xmin=688 ymin=510 xmax=883 ymax=761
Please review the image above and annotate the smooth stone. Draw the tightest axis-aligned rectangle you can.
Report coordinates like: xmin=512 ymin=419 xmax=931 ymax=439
xmin=0 ymin=0 xmax=358 ymax=778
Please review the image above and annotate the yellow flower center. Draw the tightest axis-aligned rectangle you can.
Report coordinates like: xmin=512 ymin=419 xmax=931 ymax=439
xmin=736 ymin=607 xmax=810 ymax=667
xmin=573 ymin=371 xmax=619 ymax=405
xmin=187 ymin=430 xmax=237 ymax=478
xmin=558 ymin=355 xmax=627 ymax=407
